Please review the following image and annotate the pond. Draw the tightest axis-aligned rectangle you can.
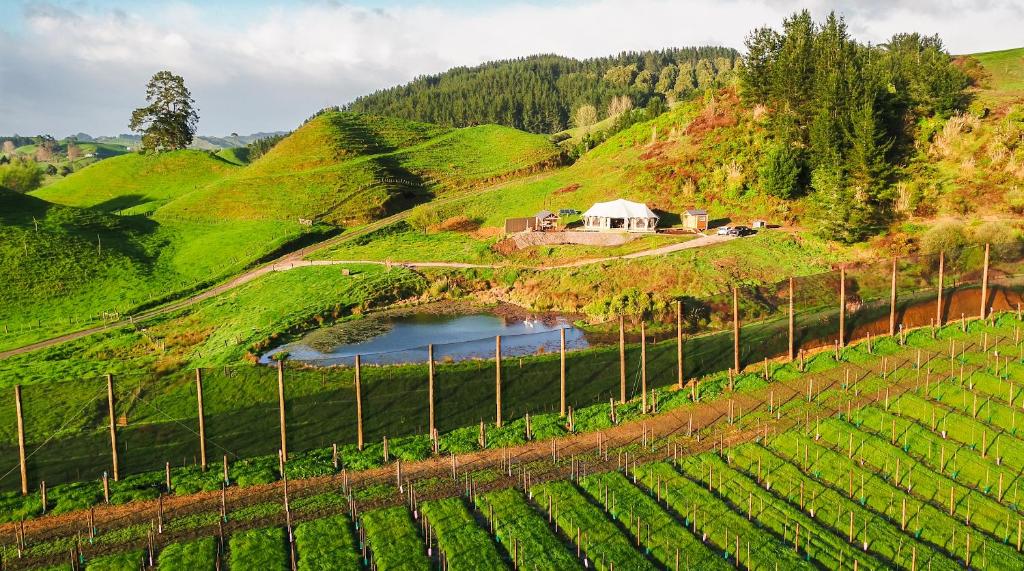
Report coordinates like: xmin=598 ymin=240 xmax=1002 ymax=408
xmin=261 ymin=313 xmax=590 ymax=366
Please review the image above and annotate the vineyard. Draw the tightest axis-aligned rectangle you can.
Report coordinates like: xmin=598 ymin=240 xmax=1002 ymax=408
xmin=2 ymin=310 xmax=1024 ymax=569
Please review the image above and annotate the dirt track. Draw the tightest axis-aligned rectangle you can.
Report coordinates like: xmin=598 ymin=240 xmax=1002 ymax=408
xmin=0 ymin=220 xmax=733 ymax=360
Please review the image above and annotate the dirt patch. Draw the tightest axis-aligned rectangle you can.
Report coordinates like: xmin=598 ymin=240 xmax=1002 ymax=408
xmin=434 ymin=215 xmax=481 ymax=232
xmin=554 ymin=183 xmax=581 ymax=195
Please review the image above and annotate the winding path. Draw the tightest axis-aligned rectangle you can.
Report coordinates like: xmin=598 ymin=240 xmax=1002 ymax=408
xmin=0 ymin=221 xmax=733 ymax=360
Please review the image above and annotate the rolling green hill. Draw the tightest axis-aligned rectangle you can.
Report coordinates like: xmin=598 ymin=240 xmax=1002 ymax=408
xmin=159 ymin=112 xmax=561 ymax=225
xmin=0 ymin=113 xmax=561 ymax=351
xmin=971 ymin=46 xmax=1024 ymax=92
xmin=32 ymin=150 xmax=239 ymax=214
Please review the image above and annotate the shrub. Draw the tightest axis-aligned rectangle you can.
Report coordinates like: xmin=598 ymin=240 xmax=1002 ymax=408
xmin=0 ymin=160 xmax=43 ymax=193
xmin=920 ymin=220 xmax=967 ymax=254
xmin=971 ymin=220 xmax=1023 ymax=259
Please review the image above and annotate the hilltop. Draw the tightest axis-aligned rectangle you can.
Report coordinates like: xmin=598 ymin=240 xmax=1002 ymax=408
xmin=0 ymin=113 xmax=562 ymax=350
xmin=159 ymin=111 xmax=561 ymax=225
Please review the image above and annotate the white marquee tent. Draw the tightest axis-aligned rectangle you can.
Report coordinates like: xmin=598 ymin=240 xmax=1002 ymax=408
xmin=581 ymin=199 xmax=659 ymax=233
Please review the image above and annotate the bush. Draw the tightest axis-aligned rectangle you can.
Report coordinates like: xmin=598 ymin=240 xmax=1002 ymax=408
xmin=757 ymin=143 xmax=801 ymax=198
xmin=971 ymin=221 xmax=1023 ymax=259
xmin=919 ymin=220 xmax=967 ymax=254
xmin=0 ymin=160 xmax=43 ymax=193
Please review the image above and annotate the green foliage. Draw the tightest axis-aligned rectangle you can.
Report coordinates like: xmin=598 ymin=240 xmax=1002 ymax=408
xmin=0 ymin=159 xmax=43 ymax=193
xmin=757 ymin=143 xmax=801 ymax=198
xmin=247 ymin=133 xmax=289 ymax=160
xmin=919 ymin=220 xmax=967 ymax=254
xmin=228 ymin=527 xmax=289 ymax=571
xmin=361 ymin=507 xmax=430 ymax=570
xmin=157 ymin=537 xmax=217 ymax=571
xmin=346 ymin=49 xmax=738 ymax=133
xmin=129 ymin=71 xmax=199 ymax=152
xmin=740 ymin=10 xmax=968 ymax=242
xmin=86 ymin=549 xmax=143 ymax=571
xmin=294 ymin=515 xmax=361 ymax=571
xmin=421 ymin=498 xmax=505 ymax=570
xmin=584 ymin=288 xmax=668 ymax=321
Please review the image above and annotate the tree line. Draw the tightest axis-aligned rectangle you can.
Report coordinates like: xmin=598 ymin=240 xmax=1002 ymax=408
xmin=740 ymin=11 xmax=969 ymax=242
xmin=343 ymin=48 xmax=739 ymax=133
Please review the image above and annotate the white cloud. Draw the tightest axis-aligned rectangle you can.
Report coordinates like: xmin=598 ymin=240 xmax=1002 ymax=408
xmin=0 ymin=0 xmax=1020 ymax=136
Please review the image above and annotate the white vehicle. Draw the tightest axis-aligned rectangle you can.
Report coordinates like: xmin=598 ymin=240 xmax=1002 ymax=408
xmin=716 ymin=226 xmax=732 ymax=235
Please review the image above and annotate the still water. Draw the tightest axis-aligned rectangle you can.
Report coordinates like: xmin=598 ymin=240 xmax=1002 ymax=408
xmin=262 ymin=313 xmax=590 ymax=366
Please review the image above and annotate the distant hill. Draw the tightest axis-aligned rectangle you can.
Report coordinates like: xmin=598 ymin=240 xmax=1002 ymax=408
xmin=88 ymin=132 xmax=288 ymax=151
xmin=345 ymin=48 xmax=739 ymax=133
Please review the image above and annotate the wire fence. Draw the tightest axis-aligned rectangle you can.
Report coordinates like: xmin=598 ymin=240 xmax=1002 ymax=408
xmin=0 ymin=244 xmax=1023 ymax=495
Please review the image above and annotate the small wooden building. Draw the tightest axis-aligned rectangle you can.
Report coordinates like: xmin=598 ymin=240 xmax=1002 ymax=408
xmin=535 ymin=210 xmax=558 ymax=230
xmin=504 ymin=217 xmax=538 ymax=233
xmin=682 ymin=209 xmax=709 ymax=231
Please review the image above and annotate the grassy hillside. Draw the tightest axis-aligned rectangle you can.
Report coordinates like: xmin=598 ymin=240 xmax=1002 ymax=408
xmin=32 ymin=150 xmax=239 ymax=214
xmin=971 ymin=47 xmax=1024 ymax=93
xmin=160 ymin=112 xmax=561 ymax=225
xmin=0 ymin=188 xmax=305 ymax=352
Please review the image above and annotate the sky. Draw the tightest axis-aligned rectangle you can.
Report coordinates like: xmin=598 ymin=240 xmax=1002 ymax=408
xmin=1 ymin=0 xmax=1021 ymax=137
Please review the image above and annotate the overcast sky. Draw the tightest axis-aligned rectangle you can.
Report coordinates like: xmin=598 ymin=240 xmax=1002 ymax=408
xmin=1 ymin=0 xmax=1021 ymax=137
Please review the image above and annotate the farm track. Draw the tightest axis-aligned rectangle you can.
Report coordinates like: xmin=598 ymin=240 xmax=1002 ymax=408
xmin=2 ymin=343 xmax=952 ymax=569
xmin=0 ymin=171 xmax=733 ymax=361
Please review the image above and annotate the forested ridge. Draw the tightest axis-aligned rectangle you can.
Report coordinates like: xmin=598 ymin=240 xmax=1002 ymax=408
xmin=344 ymin=48 xmax=739 ymax=133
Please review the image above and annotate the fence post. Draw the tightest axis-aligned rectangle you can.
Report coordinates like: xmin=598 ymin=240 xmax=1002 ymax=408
xmin=355 ymin=355 xmax=363 ymax=451
xmin=641 ymin=321 xmax=648 ymax=414
xmin=428 ymin=344 xmax=435 ymax=439
xmin=676 ymin=301 xmax=684 ymax=390
xmin=839 ymin=267 xmax=847 ymax=347
xmin=196 ymin=368 xmax=207 ymax=471
xmin=495 ymin=336 xmax=503 ymax=428
xmin=788 ymin=277 xmax=795 ymax=362
xmin=277 ymin=360 xmax=288 ymax=461
xmin=733 ymin=286 xmax=740 ymax=373
xmin=981 ymin=243 xmax=990 ymax=319
xmin=936 ymin=251 xmax=945 ymax=326
xmin=560 ymin=329 xmax=566 ymax=417
xmin=619 ymin=315 xmax=626 ymax=404
xmin=889 ymin=257 xmax=898 ymax=336
xmin=14 ymin=385 xmax=27 ymax=495
xmin=106 ymin=374 xmax=120 ymax=481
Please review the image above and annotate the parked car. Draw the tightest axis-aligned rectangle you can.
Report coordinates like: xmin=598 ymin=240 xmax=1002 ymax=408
xmin=727 ymin=225 xmax=755 ymax=237
xmin=715 ymin=226 xmax=732 ymax=235
xmin=558 ymin=208 xmax=580 ymax=216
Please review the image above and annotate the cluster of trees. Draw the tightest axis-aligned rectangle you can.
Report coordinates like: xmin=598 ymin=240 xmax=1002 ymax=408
xmin=740 ymin=11 xmax=968 ymax=242
xmin=247 ymin=132 xmax=289 ymax=160
xmin=345 ymin=48 xmax=738 ymax=133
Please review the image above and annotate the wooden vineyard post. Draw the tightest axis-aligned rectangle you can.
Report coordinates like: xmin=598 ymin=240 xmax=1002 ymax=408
xmin=14 ymin=386 xmax=27 ymax=495
xmin=732 ymin=286 xmax=740 ymax=374
xmin=619 ymin=315 xmax=626 ymax=404
xmin=277 ymin=360 xmax=288 ymax=461
xmin=981 ymin=243 xmax=991 ymax=320
xmin=676 ymin=301 xmax=684 ymax=390
xmin=355 ymin=355 xmax=364 ymax=451
xmin=839 ymin=267 xmax=847 ymax=347
xmin=641 ymin=321 xmax=648 ymax=413
xmin=788 ymin=277 xmax=795 ymax=362
xmin=196 ymin=368 xmax=207 ymax=470
xmin=889 ymin=257 xmax=898 ymax=336
xmin=936 ymin=251 xmax=945 ymax=326
xmin=106 ymin=374 xmax=120 ymax=481
xmin=428 ymin=344 xmax=435 ymax=438
xmin=560 ymin=329 xmax=567 ymax=417
xmin=495 ymin=336 xmax=503 ymax=428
